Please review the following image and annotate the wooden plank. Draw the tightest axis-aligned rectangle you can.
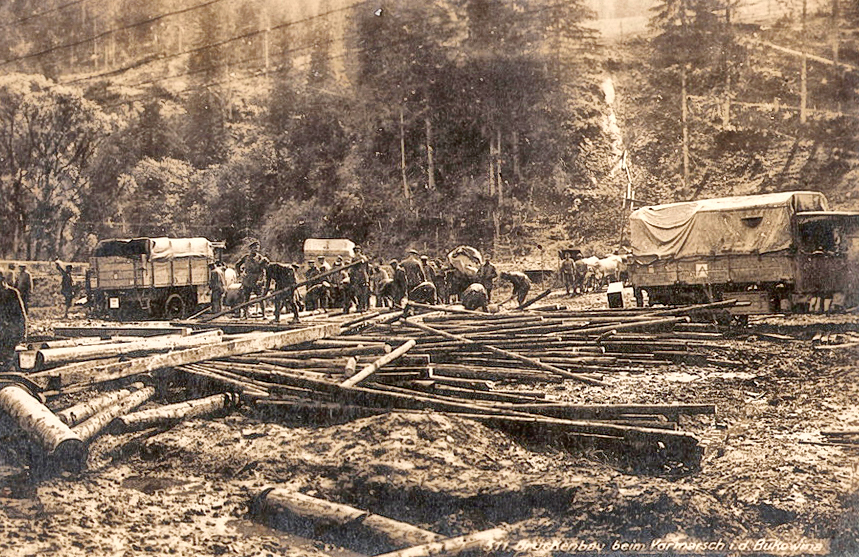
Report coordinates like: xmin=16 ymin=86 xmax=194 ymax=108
xmin=27 ymin=323 xmax=339 ymax=390
xmin=340 ymin=340 xmax=417 ymax=388
xmin=53 ymin=325 xmax=192 ymax=338
xmin=402 ymin=319 xmax=606 ymax=386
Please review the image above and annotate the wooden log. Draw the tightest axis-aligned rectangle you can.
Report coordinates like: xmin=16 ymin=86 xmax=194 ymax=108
xmin=518 ymin=287 xmax=553 ymax=309
xmin=402 ymin=319 xmax=605 ymax=386
xmin=27 ymin=337 xmax=106 ymax=350
xmin=56 ymin=381 xmax=146 ymax=426
xmin=273 ymin=345 xmax=392 ymax=358
xmin=567 ymin=316 xmax=690 ymax=337
xmin=111 ymin=393 xmax=235 ymax=433
xmin=344 ymin=357 xmax=358 ymax=378
xmin=340 ymin=340 xmax=417 ymax=388
xmin=53 ymin=325 xmax=192 ymax=338
xmin=0 ymin=384 xmax=87 ymax=471
xmin=503 ymin=403 xmax=716 ymax=422
xmin=34 ymin=330 xmax=225 ymax=369
xmin=371 ymin=527 xmax=507 ymax=557
xmin=429 ymin=364 xmax=561 ymax=383
xmin=71 ymin=386 xmax=155 ymax=442
xmin=179 ymin=364 xmax=271 ymax=398
xmin=253 ymin=399 xmax=386 ymax=422
xmin=251 ymin=488 xmax=443 ymax=552
xmin=26 ymin=323 xmax=339 ymax=390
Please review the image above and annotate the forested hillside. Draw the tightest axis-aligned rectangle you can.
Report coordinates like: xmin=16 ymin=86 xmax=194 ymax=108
xmin=0 ymin=0 xmax=855 ymax=262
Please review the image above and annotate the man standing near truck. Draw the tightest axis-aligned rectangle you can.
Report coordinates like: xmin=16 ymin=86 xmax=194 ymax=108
xmin=264 ymin=261 xmax=300 ymax=323
xmin=208 ymin=262 xmax=227 ymax=314
xmin=236 ymin=242 xmax=269 ymax=318
xmin=54 ymin=260 xmax=75 ymax=318
xmin=0 ymin=272 xmax=25 ymax=371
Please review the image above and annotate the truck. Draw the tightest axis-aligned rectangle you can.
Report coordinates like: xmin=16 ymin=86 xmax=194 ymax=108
xmin=89 ymin=237 xmax=215 ymax=319
xmin=627 ymin=191 xmax=859 ymax=315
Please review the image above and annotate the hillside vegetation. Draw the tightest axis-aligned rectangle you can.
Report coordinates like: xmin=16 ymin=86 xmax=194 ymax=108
xmin=0 ymin=0 xmax=855 ymax=263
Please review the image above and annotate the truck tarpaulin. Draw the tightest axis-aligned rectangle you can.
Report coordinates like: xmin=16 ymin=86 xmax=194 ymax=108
xmin=93 ymin=238 xmax=213 ymax=260
xmin=629 ymin=191 xmax=828 ymax=259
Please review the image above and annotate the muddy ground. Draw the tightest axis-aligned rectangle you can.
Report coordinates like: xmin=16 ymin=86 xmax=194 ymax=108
xmin=1 ymin=293 xmax=858 ymax=557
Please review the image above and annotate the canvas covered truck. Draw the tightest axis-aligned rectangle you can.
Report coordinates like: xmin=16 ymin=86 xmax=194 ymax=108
xmin=89 ymin=237 xmax=214 ymax=319
xmin=627 ymin=191 xmax=859 ymax=315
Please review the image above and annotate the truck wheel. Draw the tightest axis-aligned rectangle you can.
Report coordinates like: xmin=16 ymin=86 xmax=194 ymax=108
xmin=163 ymin=294 xmax=187 ymax=319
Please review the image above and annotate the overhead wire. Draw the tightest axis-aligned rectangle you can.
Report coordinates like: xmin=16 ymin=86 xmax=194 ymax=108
xmin=0 ymin=0 xmax=229 ymax=67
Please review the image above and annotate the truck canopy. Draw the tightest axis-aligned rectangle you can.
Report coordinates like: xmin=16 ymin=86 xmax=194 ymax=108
xmin=93 ymin=237 xmax=213 ymax=260
xmin=630 ymin=191 xmax=828 ymax=259
xmin=303 ymin=238 xmax=355 ymax=261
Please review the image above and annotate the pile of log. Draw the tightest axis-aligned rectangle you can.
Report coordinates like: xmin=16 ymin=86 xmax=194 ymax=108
xmin=0 ymin=299 xmax=732 ymax=473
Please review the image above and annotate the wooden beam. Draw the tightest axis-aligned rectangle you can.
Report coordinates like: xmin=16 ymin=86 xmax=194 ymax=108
xmin=56 ymin=381 xmax=146 ymax=425
xmin=27 ymin=323 xmax=339 ymax=391
xmin=340 ymin=340 xmax=417 ymax=388
xmin=251 ymin=488 xmax=442 ymax=552
xmin=401 ymin=319 xmax=605 ymax=386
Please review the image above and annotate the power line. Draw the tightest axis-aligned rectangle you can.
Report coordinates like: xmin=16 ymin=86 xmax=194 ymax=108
xmin=0 ymin=0 xmax=89 ymax=30
xmin=62 ymin=0 xmax=373 ymax=86
xmin=0 ymin=0 xmax=228 ymax=68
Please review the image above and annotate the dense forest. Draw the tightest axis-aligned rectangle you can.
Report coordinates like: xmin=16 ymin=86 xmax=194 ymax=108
xmin=0 ymin=0 xmax=856 ymax=262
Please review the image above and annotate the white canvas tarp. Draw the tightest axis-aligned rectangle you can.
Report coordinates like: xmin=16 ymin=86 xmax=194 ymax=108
xmin=149 ymin=237 xmax=213 ymax=260
xmin=303 ymin=238 xmax=355 ymax=260
xmin=629 ymin=191 xmax=828 ymax=259
xmin=447 ymin=245 xmax=483 ymax=277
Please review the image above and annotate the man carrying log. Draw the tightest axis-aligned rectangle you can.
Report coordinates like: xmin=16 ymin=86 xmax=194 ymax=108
xmin=0 ymin=272 xmax=26 ymax=371
xmin=499 ymin=271 xmax=532 ymax=307
xmin=264 ymin=261 xmax=300 ymax=323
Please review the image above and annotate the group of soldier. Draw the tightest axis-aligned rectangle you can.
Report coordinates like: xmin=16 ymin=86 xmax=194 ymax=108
xmin=206 ymin=242 xmax=535 ymax=322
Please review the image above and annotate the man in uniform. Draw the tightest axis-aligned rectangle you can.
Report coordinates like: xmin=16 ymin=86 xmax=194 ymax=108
xmin=304 ymin=260 xmax=321 ymax=311
xmin=54 ymin=260 xmax=75 ymax=318
xmin=399 ymin=249 xmax=426 ymax=300
xmin=264 ymin=261 xmax=300 ymax=323
xmin=499 ymin=270 xmax=532 ymax=307
xmin=477 ymin=256 xmax=498 ymax=302
xmin=560 ymin=252 xmax=576 ymax=296
xmin=208 ymin=262 xmax=227 ymax=314
xmin=236 ymin=242 xmax=269 ymax=317
xmin=15 ymin=265 xmax=33 ymax=314
xmin=0 ymin=273 xmax=26 ymax=371
xmin=461 ymin=283 xmax=489 ymax=312
xmin=348 ymin=246 xmax=371 ymax=312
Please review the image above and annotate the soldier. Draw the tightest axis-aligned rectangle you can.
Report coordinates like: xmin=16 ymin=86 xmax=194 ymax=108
xmin=348 ymin=246 xmax=371 ymax=312
xmin=54 ymin=260 xmax=75 ymax=318
xmin=15 ymin=265 xmax=33 ymax=314
xmin=371 ymin=264 xmax=391 ymax=307
xmin=499 ymin=271 xmax=532 ymax=306
xmin=0 ymin=273 xmax=26 ymax=371
xmin=304 ymin=260 xmax=321 ymax=311
xmin=390 ymin=259 xmax=407 ymax=306
xmin=560 ymin=253 xmax=576 ymax=296
xmin=317 ymin=255 xmax=331 ymax=273
xmin=400 ymin=249 xmax=426 ymax=299
xmin=208 ymin=262 xmax=227 ymax=314
xmin=477 ymin=256 xmax=498 ymax=302
xmin=236 ymin=241 xmax=269 ymax=317
xmin=264 ymin=261 xmax=300 ymax=323
xmin=461 ymin=283 xmax=489 ymax=312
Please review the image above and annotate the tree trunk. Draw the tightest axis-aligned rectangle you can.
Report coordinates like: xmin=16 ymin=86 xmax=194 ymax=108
xmin=111 ymin=393 xmax=234 ymax=433
xmin=340 ymin=339 xmax=417 ymax=388
xmin=425 ymin=116 xmax=435 ymax=190
xmin=252 ymin=488 xmax=442 ymax=553
xmin=57 ymin=381 xmax=146 ymax=425
xmin=400 ymin=107 xmax=411 ymax=201
xmin=0 ymin=384 xmax=86 ymax=471
xmin=71 ymin=386 xmax=155 ymax=442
